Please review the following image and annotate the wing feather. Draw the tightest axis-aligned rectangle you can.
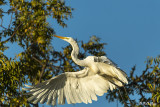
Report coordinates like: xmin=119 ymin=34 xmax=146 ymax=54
xmin=40 ymin=89 xmax=51 ymax=104
xmin=90 ymin=76 xmax=106 ymax=96
xmin=74 ymin=88 xmax=82 ymax=103
xmin=46 ymin=78 xmax=60 ymax=105
xmin=46 ymin=89 xmax=54 ymax=105
xmin=64 ymin=79 xmax=72 ymax=104
xmin=32 ymin=89 xmax=52 ymax=104
xmin=37 ymin=87 xmax=50 ymax=99
xmin=74 ymin=79 xmax=87 ymax=103
xmin=85 ymin=82 xmax=97 ymax=101
xmin=80 ymin=79 xmax=91 ymax=104
xmin=27 ymin=94 xmax=38 ymax=102
xmin=69 ymin=79 xmax=81 ymax=103
xmin=67 ymin=78 xmax=75 ymax=104
xmin=58 ymin=87 xmax=65 ymax=105
xmin=52 ymin=90 xmax=57 ymax=106
xmin=78 ymin=79 xmax=88 ymax=104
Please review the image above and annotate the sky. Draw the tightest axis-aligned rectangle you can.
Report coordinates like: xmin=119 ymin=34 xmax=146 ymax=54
xmin=2 ymin=0 xmax=160 ymax=107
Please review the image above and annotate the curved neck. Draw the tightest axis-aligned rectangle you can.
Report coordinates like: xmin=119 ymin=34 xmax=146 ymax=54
xmin=70 ymin=41 xmax=86 ymax=66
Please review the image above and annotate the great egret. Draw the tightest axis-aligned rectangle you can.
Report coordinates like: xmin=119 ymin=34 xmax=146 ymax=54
xmin=23 ymin=35 xmax=128 ymax=106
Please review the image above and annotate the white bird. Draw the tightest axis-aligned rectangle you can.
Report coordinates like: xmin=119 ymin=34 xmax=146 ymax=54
xmin=23 ymin=35 xmax=128 ymax=106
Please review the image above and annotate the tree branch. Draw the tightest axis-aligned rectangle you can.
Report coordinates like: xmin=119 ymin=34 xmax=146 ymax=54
xmin=8 ymin=12 xmax=13 ymax=28
xmin=32 ymin=56 xmax=47 ymax=83
xmin=1 ymin=23 xmax=22 ymax=44
xmin=118 ymin=89 xmax=128 ymax=107
xmin=39 ymin=63 xmax=46 ymax=83
xmin=32 ymin=56 xmax=43 ymax=66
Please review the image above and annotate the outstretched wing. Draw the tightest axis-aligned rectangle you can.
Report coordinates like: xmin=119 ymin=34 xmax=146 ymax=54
xmin=23 ymin=68 xmax=114 ymax=106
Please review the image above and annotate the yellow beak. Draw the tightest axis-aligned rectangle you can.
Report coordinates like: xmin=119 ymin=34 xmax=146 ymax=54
xmin=54 ymin=35 xmax=68 ymax=40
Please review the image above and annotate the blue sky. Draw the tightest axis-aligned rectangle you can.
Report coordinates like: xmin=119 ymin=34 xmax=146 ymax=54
xmin=51 ymin=0 xmax=160 ymax=75
xmin=2 ymin=0 xmax=160 ymax=107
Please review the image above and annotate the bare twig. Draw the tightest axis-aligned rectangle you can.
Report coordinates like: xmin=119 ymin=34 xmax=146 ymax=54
xmin=39 ymin=64 xmax=46 ymax=83
xmin=118 ymin=89 xmax=128 ymax=107
xmin=1 ymin=23 xmax=22 ymax=44
xmin=8 ymin=12 xmax=13 ymax=28
xmin=123 ymin=86 xmax=133 ymax=107
xmin=0 ymin=16 xmax=3 ymax=26
xmin=32 ymin=56 xmax=43 ymax=66
xmin=0 ymin=25 xmax=7 ymax=30
xmin=32 ymin=56 xmax=47 ymax=83
xmin=0 ymin=18 xmax=8 ymax=30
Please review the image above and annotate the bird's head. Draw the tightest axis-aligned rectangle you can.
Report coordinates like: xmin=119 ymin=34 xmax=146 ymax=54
xmin=54 ymin=35 xmax=75 ymax=43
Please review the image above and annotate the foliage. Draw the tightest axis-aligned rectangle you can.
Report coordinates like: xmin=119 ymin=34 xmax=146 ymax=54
xmin=106 ymin=56 xmax=160 ymax=107
xmin=0 ymin=0 xmax=107 ymax=106
xmin=0 ymin=52 xmax=29 ymax=106
xmin=0 ymin=0 xmax=73 ymax=106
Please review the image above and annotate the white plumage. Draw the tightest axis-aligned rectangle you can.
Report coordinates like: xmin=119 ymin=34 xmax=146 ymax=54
xmin=23 ymin=35 xmax=128 ymax=106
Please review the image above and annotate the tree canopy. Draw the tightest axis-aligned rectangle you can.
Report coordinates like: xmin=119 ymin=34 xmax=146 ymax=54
xmin=0 ymin=0 xmax=159 ymax=107
xmin=0 ymin=0 xmax=73 ymax=106
xmin=0 ymin=1 xmax=107 ymax=106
